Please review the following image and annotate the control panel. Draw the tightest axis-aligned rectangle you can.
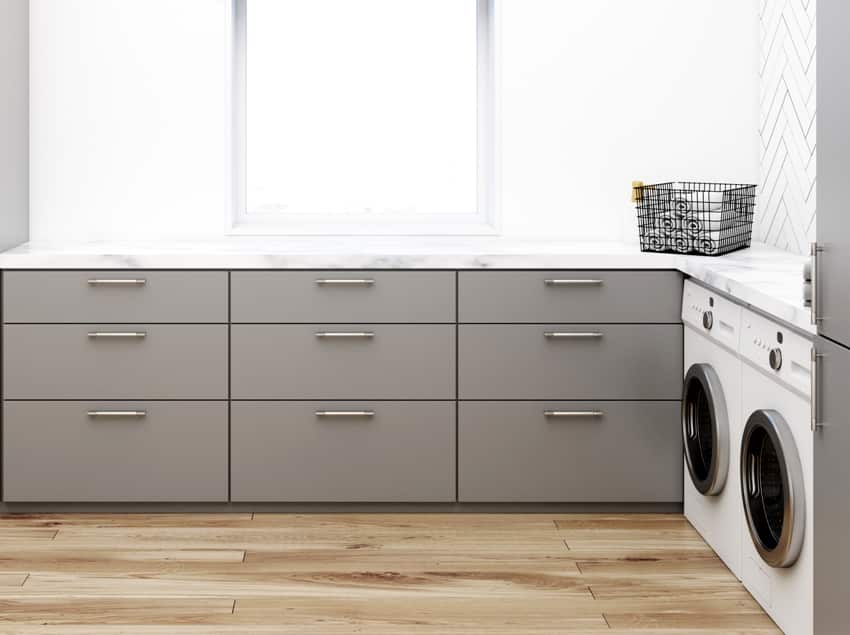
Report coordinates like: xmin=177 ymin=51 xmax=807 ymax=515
xmin=681 ymin=280 xmax=742 ymax=353
xmin=740 ymin=308 xmax=812 ymax=398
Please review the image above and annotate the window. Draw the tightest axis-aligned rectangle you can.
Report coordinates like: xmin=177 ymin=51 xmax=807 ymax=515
xmin=229 ymin=0 xmax=498 ymax=234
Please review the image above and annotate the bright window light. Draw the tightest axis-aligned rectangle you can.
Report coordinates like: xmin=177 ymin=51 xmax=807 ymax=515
xmin=233 ymin=0 xmax=495 ymax=234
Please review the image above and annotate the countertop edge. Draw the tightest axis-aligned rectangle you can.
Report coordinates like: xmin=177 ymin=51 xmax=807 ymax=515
xmin=0 ymin=242 xmax=813 ymax=335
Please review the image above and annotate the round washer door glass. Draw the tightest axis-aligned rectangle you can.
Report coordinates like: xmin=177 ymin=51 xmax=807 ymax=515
xmin=682 ymin=364 xmax=730 ymax=496
xmin=740 ymin=409 xmax=805 ymax=568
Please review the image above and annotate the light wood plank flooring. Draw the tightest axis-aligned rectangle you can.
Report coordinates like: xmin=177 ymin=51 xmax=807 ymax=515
xmin=0 ymin=513 xmax=777 ymax=634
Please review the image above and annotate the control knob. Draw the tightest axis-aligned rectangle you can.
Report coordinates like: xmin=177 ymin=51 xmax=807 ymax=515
xmin=769 ymin=348 xmax=783 ymax=371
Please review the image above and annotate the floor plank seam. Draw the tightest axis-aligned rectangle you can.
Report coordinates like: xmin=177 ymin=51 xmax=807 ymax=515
xmin=562 ymin=539 xmax=571 ymax=551
xmin=587 ymin=585 xmax=596 ymax=600
xmin=602 ymin=613 xmax=611 ymax=629
xmin=241 ymin=551 xmax=247 ymax=563
xmin=19 ymin=574 xmax=29 ymax=587
xmin=231 ymin=600 xmax=236 ymax=615
xmin=574 ymin=561 xmax=583 ymax=574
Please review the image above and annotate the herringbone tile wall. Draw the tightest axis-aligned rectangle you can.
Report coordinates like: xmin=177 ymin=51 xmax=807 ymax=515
xmin=758 ymin=0 xmax=817 ymax=255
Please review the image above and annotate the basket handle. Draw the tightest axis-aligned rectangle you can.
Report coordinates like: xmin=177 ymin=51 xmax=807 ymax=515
xmin=631 ymin=180 xmax=645 ymax=203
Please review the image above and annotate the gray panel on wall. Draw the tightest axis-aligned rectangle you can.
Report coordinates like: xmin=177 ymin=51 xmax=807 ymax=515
xmin=757 ymin=0 xmax=817 ymax=255
xmin=814 ymin=336 xmax=850 ymax=635
xmin=816 ymin=0 xmax=850 ymax=347
xmin=0 ymin=0 xmax=29 ymax=251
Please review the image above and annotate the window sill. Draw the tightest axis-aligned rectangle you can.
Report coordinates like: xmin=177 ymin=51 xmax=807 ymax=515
xmin=228 ymin=217 xmax=500 ymax=237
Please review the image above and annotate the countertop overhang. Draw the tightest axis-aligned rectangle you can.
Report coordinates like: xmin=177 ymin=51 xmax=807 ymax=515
xmin=0 ymin=239 xmax=813 ymax=334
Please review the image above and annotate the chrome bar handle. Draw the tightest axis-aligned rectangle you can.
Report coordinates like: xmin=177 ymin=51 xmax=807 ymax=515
xmin=315 ymin=332 xmax=375 ymax=339
xmin=87 ymin=411 xmax=147 ymax=418
xmin=87 ymin=279 xmax=147 ymax=286
xmin=811 ymin=242 xmax=823 ymax=325
xmin=544 ymin=410 xmax=604 ymax=418
xmin=87 ymin=332 xmax=147 ymax=339
xmin=811 ymin=346 xmax=824 ymax=432
xmin=544 ymin=279 xmax=603 ymax=286
xmin=315 ymin=411 xmax=375 ymax=418
xmin=543 ymin=332 xmax=603 ymax=339
xmin=315 ymin=279 xmax=375 ymax=286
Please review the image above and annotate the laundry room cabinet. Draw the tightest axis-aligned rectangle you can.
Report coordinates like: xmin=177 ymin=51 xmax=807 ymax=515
xmin=812 ymin=3 xmax=850 ymax=632
xmin=813 ymin=336 xmax=850 ymax=635
xmin=0 ymin=269 xmax=683 ymax=507
xmin=816 ymin=0 xmax=850 ymax=346
xmin=456 ymin=271 xmax=684 ymax=503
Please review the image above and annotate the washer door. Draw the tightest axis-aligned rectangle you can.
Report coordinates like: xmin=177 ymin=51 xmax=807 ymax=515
xmin=682 ymin=363 xmax=730 ymax=495
xmin=740 ymin=410 xmax=805 ymax=568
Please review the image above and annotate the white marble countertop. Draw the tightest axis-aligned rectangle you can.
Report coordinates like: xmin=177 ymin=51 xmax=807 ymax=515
xmin=0 ymin=238 xmax=812 ymax=333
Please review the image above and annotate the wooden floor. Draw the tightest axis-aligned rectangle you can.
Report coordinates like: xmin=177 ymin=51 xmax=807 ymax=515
xmin=0 ymin=513 xmax=777 ymax=634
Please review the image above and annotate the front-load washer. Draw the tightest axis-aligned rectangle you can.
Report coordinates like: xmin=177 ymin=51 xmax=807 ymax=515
xmin=682 ymin=280 xmax=744 ymax=579
xmin=740 ymin=308 xmax=813 ymax=635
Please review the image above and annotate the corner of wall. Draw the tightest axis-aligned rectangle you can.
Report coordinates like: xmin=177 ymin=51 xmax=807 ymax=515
xmin=0 ymin=0 xmax=29 ymax=252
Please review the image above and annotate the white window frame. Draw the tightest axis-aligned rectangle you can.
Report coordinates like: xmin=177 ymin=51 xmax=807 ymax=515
xmin=225 ymin=0 xmax=500 ymax=236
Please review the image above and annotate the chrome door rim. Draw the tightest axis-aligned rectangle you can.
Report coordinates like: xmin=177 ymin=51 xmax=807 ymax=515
xmin=740 ymin=409 xmax=805 ymax=568
xmin=682 ymin=363 xmax=730 ymax=495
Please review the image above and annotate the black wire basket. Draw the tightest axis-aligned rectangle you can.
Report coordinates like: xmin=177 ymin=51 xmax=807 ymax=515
xmin=635 ymin=182 xmax=756 ymax=256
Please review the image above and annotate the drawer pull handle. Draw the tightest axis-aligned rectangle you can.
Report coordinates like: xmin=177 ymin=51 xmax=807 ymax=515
xmin=87 ymin=410 xmax=147 ymax=418
xmin=544 ymin=279 xmax=603 ymax=286
xmin=315 ymin=332 xmax=375 ymax=339
xmin=87 ymin=279 xmax=147 ymax=286
xmin=315 ymin=411 xmax=375 ymax=418
xmin=543 ymin=332 xmax=603 ymax=339
xmin=315 ymin=279 xmax=375 ymax=286
xmin=544 ymin=410 xmax=604 ymax=418
xmin=87 ymin=331 xmax=147 ymax=339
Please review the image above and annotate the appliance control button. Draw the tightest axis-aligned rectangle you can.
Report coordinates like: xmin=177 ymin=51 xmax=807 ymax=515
xmin=769 ymin=348 xmax=783 ymax=371
xmin=702 ymin=311 xmax=714 ymax=330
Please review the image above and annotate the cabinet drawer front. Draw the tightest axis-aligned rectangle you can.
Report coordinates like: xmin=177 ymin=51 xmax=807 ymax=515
xmin=458 ymin=271 xmax=682 ymax=323
xmin=231 ymin=325 xmax=455 ymax=399
xmin=231 ymin=401 xmax=455 ymax=502
xmin=458 ymin=401 xmax=682 ymax=502
xmin=459 ymin=324 xmax=682 ymax=399
xmin=231 ymin=271 xmax=455 ymax=323
xmin=3 ymin=271 xmax=228 ymax=323
xmin=3 ymin=402 xmax=228 ymax=502
xmin=3 ymin=325 xmax=228 ymax=399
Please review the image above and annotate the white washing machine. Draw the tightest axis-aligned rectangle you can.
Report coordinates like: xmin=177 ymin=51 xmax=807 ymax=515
xmin=682 ymin=280 xmax=744 ymax=579
xmin=739 ymin=308 xmax=813 ymax=635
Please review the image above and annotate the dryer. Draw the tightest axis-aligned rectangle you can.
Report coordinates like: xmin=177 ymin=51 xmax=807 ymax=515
xmin=739 ymin=308 xmax=813 ymax=635
xmin=682 ymin=280 xmax=744 ymax=579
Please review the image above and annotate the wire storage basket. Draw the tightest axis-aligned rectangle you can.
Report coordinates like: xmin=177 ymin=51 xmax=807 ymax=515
xmin=635 ymin=182 xmax=756 ymax=256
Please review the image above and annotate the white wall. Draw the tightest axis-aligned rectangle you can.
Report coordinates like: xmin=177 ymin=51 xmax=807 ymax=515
xmin=30 ymin=0 xmax=760 ymax=242
xmin=30 ymin=0 xmax=230 ymax=241
xmin=500 ymin=0 xmax=761 ymax=241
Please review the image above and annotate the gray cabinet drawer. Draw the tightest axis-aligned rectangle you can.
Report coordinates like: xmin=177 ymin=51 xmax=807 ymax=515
xmin=459 ymin=324 xmax=682 ymax=400
xmin=3 ymin=325 xmax=228 ymax=399
xmin=231 ymin=271 xmax=455 ymax=323
xmin=458 ymin=271 xmax=682 ymax=323
xmin=231 ymin=325 xmax=455 ymax=399
xmin=3 ymin=271 xmax=228 ymax=323
xmin=458 ymin=401 xmax=682 ymax=502
xmin=3 ymin=402 xmax=228 ymax=502
xmin=231 ymin=401 xmax=455 ymax=502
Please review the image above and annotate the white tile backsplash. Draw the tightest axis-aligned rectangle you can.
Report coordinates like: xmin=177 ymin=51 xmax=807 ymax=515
xmin=757 ymin=0 xmax=817 ymax=255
